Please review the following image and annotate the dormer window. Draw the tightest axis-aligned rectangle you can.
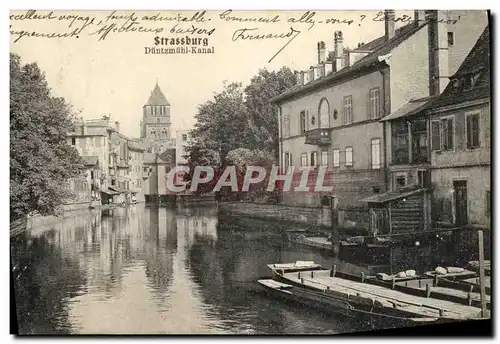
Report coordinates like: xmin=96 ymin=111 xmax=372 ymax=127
xmin=471 ymin=72 xmax=481 ymax=88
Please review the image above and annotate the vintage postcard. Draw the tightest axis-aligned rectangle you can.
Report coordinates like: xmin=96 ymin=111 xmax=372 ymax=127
xmin=10 ymin=9 xmax=491 ymax=335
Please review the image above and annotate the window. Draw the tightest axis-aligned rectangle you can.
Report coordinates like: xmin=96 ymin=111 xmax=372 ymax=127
xmin=466 ymin=112 xmax=480 ymax=149
xmin=418 ymin=170 xmax=430 ymax=188
xmin=369 ymin=88 xmax=380 ymax=119
xmin=345 ymin=147 xmax=353 ymax=167
xmin=371 ymin=139 xmax=381 ymax=169
xmin=282 ymin=114 xmax=291 ymax=137
xmin=395 ymin=175 xmax=406 ymax=188
xmin=441 ymin=117 xmax=454 ymax=151
xmin=310 ymin=151 xmax=317 ymax=167
xmin=319 ymin=99 xmax=330 ymax=128
xmin=343 ymin=95 xmax=353 ymax=124
xmin=392 ymin=120 xmax=409 ymax=164
xmin=411 ymin=119 xmax=429 ymax=163
xmin=182 ymin=134 xmax=188 ymax=141
xmin=447 ymin=32 xmax=454 ymax=46
xmin=300 ymin=153 xmax=308 ymax=166
xmin=431 ymin=120 xmax=441 ymax=151
xmin=299 ymin=111 xmax=307 ymax=134
xmin=332 ymin=149 xmax=340 ymax=167
xmin=71 ymin=137 xmax=76 ymax=145
xmin=283 ymin=152 xmax=292 ymax=171
xmin=321 ymin=151 xmax=328 ymax=166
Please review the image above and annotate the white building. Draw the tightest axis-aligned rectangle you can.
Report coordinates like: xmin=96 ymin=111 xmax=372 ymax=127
xmin=175 ymin=130 xmax=191 ymax=165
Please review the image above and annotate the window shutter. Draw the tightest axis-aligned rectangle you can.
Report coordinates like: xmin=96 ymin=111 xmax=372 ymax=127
xmin=368 ymin=91 xmax=372 ymax=120
xmin=466 ymin=115 xmax=472 ymax=148
xmin=447 ymin=118 xmax=454 ymax=149
xmin=456 ymin=113 xmax=465 ymax=150
xmin=431 ymin=121 xmax=441 ymax=151
xmin=472 ymin=114 xmax=480 ymax=147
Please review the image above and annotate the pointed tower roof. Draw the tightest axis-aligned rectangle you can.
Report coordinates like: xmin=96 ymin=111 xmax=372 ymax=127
xmin=146 ymin=82 xmax=170 ymax=106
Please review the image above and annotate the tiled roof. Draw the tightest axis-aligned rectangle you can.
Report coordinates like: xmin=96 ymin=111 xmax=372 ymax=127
xmin=271 ymin=22 xmax=426 ymax=103
xmin=67 ymin=127 xmax=108 ymax=137
xmin=352 ymin=22 xmax=417 ymax=52
xmin=146 ymin=83 xmax=170 ymax=106
xmin=81 ymin=156 xmax=99 ymax=166
xmin=360 ymin=187 xmax=426 ymax=204
xmin=159 ymin=148 xmax=176 ymax=164
xmin=127 ymin=139 xmax=145 ymax=151
xmin=380 ymin=96 xmax=437 ymax=122
xmin=426 ymin=25 xmax=490 ymax=110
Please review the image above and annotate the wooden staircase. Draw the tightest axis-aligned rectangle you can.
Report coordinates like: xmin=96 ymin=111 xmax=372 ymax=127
xmin=391 ymin=195 xmax=424 ymax=233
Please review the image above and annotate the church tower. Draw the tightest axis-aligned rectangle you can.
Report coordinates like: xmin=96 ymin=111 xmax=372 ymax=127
xmin=141 ymin=82 xmax=172 ymax=141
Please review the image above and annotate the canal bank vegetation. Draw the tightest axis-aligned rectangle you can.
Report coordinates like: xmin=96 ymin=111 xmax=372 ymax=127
xmin=10 ymin=53 xmax=85 ymax=231
xmin=183 ymin=67 xmax=296 ymax=201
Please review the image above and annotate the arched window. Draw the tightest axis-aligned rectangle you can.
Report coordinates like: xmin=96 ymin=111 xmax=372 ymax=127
xmin=318 ymin=98 xmax=330 ymax=128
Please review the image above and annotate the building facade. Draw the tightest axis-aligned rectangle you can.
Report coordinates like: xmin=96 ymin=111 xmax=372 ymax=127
xmin=175 ymin=130 xmax=191 ymax=165
xmin=140 ymin=82 xmax=175 ymax=154
xmin=426 ymin=27 xmax=490 ymax=227
xmin=273 ymin=10 xmax=488 ymax=209
xmin=128 ymin=140 xmax=146 ymax=203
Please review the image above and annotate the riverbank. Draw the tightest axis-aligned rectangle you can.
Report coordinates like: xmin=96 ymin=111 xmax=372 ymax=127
xmin=9 ymin=202 xmax=148 ymax=238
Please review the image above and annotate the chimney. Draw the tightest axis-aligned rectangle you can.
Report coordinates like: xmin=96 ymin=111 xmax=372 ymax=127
xmin=309 ymin=67 xmax=315 ymax=82
xmin=427 ymin=10 xmax=450 ymax=95
xmin=414 ymin=10 xmax=426 ymax=26
xmin=318 ymin=63 xmax=325 ymax=77
xmin=324 ymin=61 xmax=333 ymax=75
xmin=317 ymin=41 xmax=326 ymax=63
xmin=303 ymin=70 xmax=310 ymax=84
xmin=295 ymin=71 xmax=304 ymax=85
xmin=384 ymin=10 xmax=396 ymax=42
xmin=334 ymin=31 xmax=344 ymax=72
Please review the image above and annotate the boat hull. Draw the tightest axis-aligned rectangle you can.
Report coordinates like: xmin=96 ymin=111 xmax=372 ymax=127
xmin=258 ymin=279 xmax=439 ymax=329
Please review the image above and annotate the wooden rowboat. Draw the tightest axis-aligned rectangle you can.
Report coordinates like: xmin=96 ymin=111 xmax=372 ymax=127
xmin=268 ymin=264 xmax=486 ymax=321
xmin=257 ymin=279 xmax=440 ymax=327
xmin=267 ymin=261 xmax=328 ymax=276
xmin=327 ymin=269 xmax=491 ymax=311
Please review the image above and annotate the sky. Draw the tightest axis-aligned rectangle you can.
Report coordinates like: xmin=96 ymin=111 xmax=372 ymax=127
xmin=10 ymin=10 xmax=413 ymax=138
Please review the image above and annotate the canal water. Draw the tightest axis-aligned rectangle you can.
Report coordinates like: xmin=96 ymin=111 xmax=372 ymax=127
xmin=10 ymin=204 xmax=474 ymax=335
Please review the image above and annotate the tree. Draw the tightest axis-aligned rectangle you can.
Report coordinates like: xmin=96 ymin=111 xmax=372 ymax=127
xmin=185 ymin=67 xmax=296 ymax=196
xmin=189 ymin=82 xmax=251 ymax=164
xmin=244 ymin=67 xmax=297 ymax=157
xmin=10 ymin=53 xmax=85 ymax=221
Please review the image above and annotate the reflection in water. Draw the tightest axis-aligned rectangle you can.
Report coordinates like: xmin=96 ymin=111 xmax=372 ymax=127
xmin=12 ymin=204 xmax=378 ymax=334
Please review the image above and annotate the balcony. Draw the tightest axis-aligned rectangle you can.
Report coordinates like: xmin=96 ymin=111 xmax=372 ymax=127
xmin=392 ymin=146 xmax=429 ymax=165
xmin=305 ymin=128 xmax=331 ymax=146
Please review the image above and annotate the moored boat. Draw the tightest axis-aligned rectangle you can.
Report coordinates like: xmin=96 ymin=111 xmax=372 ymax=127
xmin=258 ymin=279 xmax=441 ymax=327
xmin=266 ymin=263 xmax=487 ymax=322
xmin=267 ymin=261 xmax=327 ymax=278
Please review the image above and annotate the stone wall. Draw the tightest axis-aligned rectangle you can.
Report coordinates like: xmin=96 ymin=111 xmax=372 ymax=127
xmin=218 ymin=202 xmax=369 ymax=231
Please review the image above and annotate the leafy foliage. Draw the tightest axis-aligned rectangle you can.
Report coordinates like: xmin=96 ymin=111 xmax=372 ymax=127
xmin=244 ymin=67 xmax=297 ymax=156
xmin=184 ymin=67 xmax=296 ymax=198
xmin=10 ymin=53 xmax=85 ymax=220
